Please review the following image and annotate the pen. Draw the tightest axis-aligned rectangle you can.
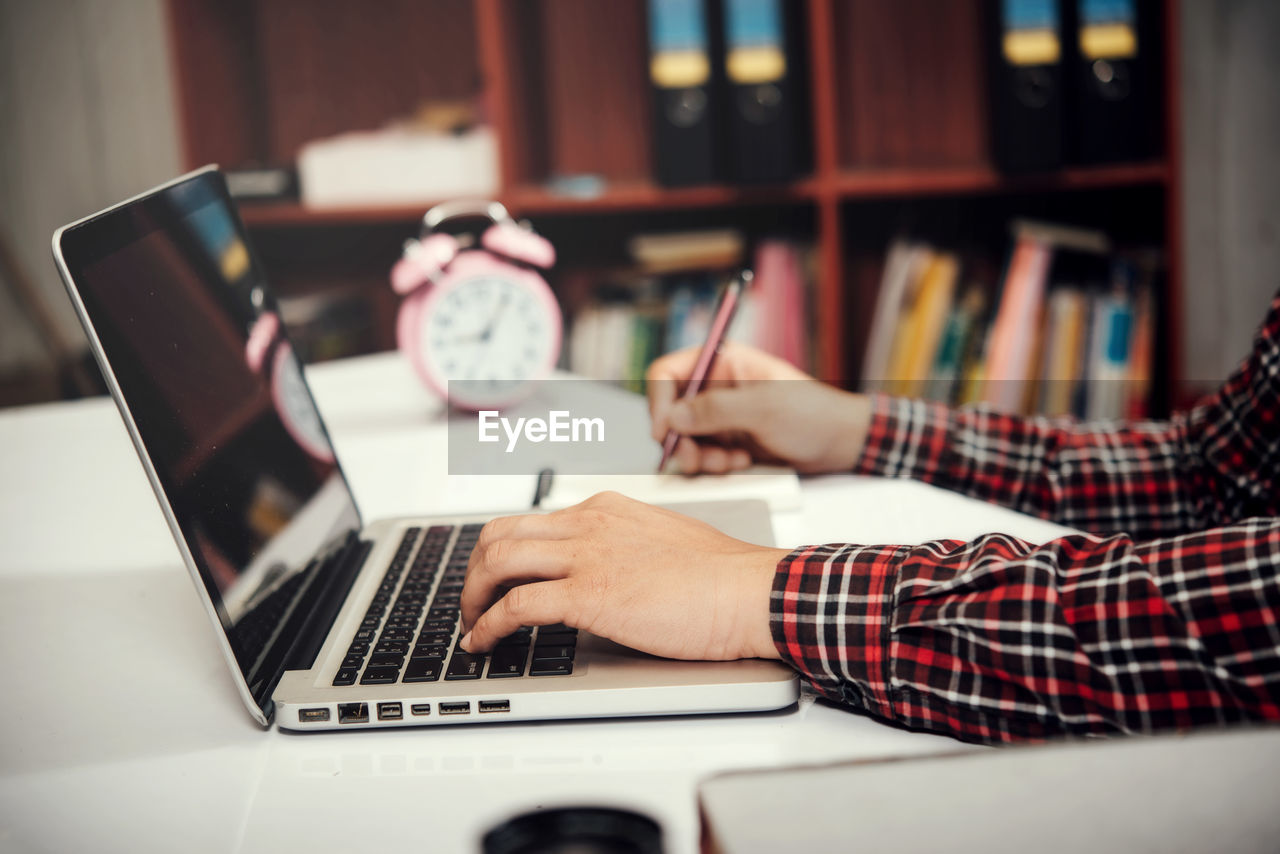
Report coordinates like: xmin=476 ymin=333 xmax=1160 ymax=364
xmin=531 ymin=467 xmax=555 ymax=508
xmin=657 ymin=271 xmax=750 ymax=473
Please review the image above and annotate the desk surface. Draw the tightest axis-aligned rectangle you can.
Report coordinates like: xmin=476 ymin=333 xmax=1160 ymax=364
xmin=0 ymin=352 xmax=1078 ymax=853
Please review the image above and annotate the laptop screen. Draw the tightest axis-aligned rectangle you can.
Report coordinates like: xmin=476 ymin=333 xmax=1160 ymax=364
xmin=56 ymin=170 xmax=362 ymax=707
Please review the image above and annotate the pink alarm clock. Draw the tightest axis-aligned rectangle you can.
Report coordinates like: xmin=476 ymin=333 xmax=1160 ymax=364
xmin=245 ymin=309 xmax=335 ymax=463
xmin=391 ymin=201 xmax=562 ymax=410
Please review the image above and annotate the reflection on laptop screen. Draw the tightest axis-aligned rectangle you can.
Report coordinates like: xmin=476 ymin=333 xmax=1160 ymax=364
xmin=59 ymin=172 xmax=361 ymax=694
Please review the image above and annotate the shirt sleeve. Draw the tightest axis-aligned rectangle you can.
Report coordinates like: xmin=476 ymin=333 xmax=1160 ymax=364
xmin=770 ymin=520 xmax=1280 ymax=744
xmin=854 ymin=288 xmax=1280 ymax=539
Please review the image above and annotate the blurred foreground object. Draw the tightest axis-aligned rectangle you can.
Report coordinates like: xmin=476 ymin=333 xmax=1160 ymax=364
xmin=700 ymin=726 xmax=1280 ymax=854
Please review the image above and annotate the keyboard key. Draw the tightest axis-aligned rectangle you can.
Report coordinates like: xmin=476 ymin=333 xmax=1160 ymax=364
xmin=534 ymin=630 xmax=577 ymax=648
xmin=403 ymin=659 xmax=443 ymax=682
xmin=417 ymin=632 xmax=452 ymax=647
xmin=422 ymin=619 xmax=455 ymax=632
xmin=497 ymin=627 xmax=534 ymax=644
xmin=354 ymin=628 xmax=376 ymax=643
xmin=533 ymin=644 xmax=575 ymax=662
xmin=410 ymin=645 xmax=447 ymax=660
xmin=380 ymin=626 xmax=414 ymax=642
xmin=428 ymin=607 xmax=459 ymax=621
xmin=341 ymin=654 xmax=365 ymax=669
xmin=385 ymin=616 xmax=419 ymax=629
xmin=488 ymin=644 xmax=529 ymax=678
xmin=369 ymin=652 xmax=406 ymax=668
xmin=374 ymin=640 xmax=409 ymax=655
xmin=445 ymin=652 xmax=486 ymax=680
xmin=346 ymin=641 xmax=370 ymax=656
xmin=529 ymin=658 xmax=573 ymax=677
xmin=360 ymin=666 xmax=400 ymax=685
xmin=333 ymin=667 xmax=358 ymax=686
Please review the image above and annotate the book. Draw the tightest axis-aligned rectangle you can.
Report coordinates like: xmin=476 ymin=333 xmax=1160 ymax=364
xmin=863 ymin=240 xmax=928 ymax=392
xmin=981 ymin=220 xmax=1108 ymax=411
xmin=926 ymin=285 xmax=987 ymax=405
xmin=749 ymin=239 xmax=810 ymax=370
xmin=1036 ymin=286 xmax=1089 ymax=416
xmin=888 ymin=252 xmax=961 ymax=398
xmin=628 ymin=228 xmax=745 ymax=273
xmin=1084 ymin=289 xmax=1133 ymax=420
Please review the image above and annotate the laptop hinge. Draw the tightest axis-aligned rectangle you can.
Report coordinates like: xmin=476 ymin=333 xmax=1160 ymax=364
xmin=283 ymin=533 xmax=373 ymax=672
xmin=245 ymin=532 xmax=373 ymax=712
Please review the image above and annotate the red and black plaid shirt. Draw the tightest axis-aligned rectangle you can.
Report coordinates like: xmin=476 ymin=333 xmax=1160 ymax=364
xmin=771 ymin=288 xmax=1280 ymax=744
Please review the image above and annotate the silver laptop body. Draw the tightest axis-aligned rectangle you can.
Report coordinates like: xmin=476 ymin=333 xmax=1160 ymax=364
xmin=51 ymin=166 xmax=799 ymax=730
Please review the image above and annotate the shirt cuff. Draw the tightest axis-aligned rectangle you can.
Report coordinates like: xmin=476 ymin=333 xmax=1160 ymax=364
xmin=853 ymin=393 xmax=952 ymax=482
xmin=769 ymin=543 xmax=907 ymax=719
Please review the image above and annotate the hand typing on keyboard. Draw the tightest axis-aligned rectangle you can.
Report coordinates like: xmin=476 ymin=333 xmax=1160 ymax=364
xmin=458 ymin=491 xmax=786 ymax=662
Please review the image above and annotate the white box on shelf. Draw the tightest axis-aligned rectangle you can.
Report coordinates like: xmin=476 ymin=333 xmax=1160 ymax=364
xmin=297 ymin=126 xmax=499 ymax=207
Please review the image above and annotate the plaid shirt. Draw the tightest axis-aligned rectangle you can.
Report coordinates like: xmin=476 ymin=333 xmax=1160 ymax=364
xmin=771 ymin=288 xmax=1280 ymax=744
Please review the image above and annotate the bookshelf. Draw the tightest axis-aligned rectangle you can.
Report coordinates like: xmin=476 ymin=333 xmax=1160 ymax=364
xmin=165 ymin=0 xmax=1183 ymax=402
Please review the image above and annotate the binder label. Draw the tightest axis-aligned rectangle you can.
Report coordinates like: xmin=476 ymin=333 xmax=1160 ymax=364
xmin=1001 ymin=0 xmax=1061 ymax=66
xmin=724 ymin=0 xmax=787 ymax=84
xmin=1079 ymin=0 xmax=1138 ymax=59
xmin=649 ymin=0 xmax=711 ymax=88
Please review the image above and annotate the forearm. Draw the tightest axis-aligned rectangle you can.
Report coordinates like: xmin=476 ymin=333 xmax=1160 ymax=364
xmin=853 ymin=393 xmax=1203 ymax=537
xmin=769 ymin=521 xmax=1280 ymax=744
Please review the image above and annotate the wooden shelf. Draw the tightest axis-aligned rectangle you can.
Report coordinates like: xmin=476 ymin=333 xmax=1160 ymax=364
xmin=237 ymin=182 xmax=818 ymax=227
xmin=827 ymin=161 xmax=1170 ymax=199
xmin=503 ymin=181 xmax=819 ymax=215
xmin=237 ymin=163 xmax=1167 ymax=228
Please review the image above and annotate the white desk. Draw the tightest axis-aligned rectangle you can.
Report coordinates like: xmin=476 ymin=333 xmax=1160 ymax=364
xmin=0 ymin=352 xmax=1078 ymax=853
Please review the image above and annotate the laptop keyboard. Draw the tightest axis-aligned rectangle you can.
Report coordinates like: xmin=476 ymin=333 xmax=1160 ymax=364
xmin=332 ymin=524 xmax=577 ymax=687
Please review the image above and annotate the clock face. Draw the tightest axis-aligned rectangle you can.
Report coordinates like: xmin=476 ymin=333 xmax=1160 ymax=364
xmin=419 ymin=268 xmax=561 ymax=408
xmin=272 ymin=343 xmax=335 ymax=462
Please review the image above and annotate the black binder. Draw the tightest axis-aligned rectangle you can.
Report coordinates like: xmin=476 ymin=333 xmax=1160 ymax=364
xmin=986 ymin=0 xmax=1065 ymax=173
xmin=719 ymin=0 xmax=809 ymax=184
xmin=1063 ymin=0 xmax=1163 ymax=164
xmin=647 ymin=0 xmax=722 ymax=186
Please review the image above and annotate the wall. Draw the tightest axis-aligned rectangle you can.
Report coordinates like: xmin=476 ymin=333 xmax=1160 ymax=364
xmin=1180 ymin=0 xmax=1280 ymax=386
xmin=0 ymin=0 xmax=181 ymax=372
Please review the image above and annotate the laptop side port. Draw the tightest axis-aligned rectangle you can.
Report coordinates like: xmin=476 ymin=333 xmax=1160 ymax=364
xmin=299 ymin=707 xmax=331 ymax=723
xmin=478 ymin=700 xmax=510 ymax=714
xmin=410 ymin=704 xmax=432 ymax=716
xmin=439 ymin=701 xmax=470 ymax=716
xmin=338 ymin=702 xmax=369 ymax=724
xmin=377 ymin=702 xmax=403 ymax=721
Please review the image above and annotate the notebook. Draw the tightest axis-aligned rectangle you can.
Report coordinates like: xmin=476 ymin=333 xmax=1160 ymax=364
xmin=51 ymin=166 xmax=799 ymax=731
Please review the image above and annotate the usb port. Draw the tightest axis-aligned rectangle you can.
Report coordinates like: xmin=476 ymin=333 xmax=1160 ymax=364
xmin=377 ymin=702 xmax=402 ymax=721
xmin=299 ymin=707 xmax=330 ymax=723
xmin=410 ymin=703 xmax=432 ymax=716
xmin=439 ymin=701 xmax=470 ymax=716
xmin=338 ymin=702 xmax=369 ymax=724
xmin=478 ymin=700 xmax=510 ymax=714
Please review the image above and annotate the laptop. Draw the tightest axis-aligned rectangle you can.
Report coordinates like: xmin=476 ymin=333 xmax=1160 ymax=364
xmin=51 ymin=166 xmax=799 ymax=731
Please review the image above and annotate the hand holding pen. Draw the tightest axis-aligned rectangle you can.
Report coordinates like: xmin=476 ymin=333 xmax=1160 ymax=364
xmin=646 ymin=297 xmax=873 ymax=476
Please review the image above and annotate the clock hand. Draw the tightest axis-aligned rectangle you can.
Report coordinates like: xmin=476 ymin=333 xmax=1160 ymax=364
xmin=477 ymin=290 xmax=511 ymax=343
